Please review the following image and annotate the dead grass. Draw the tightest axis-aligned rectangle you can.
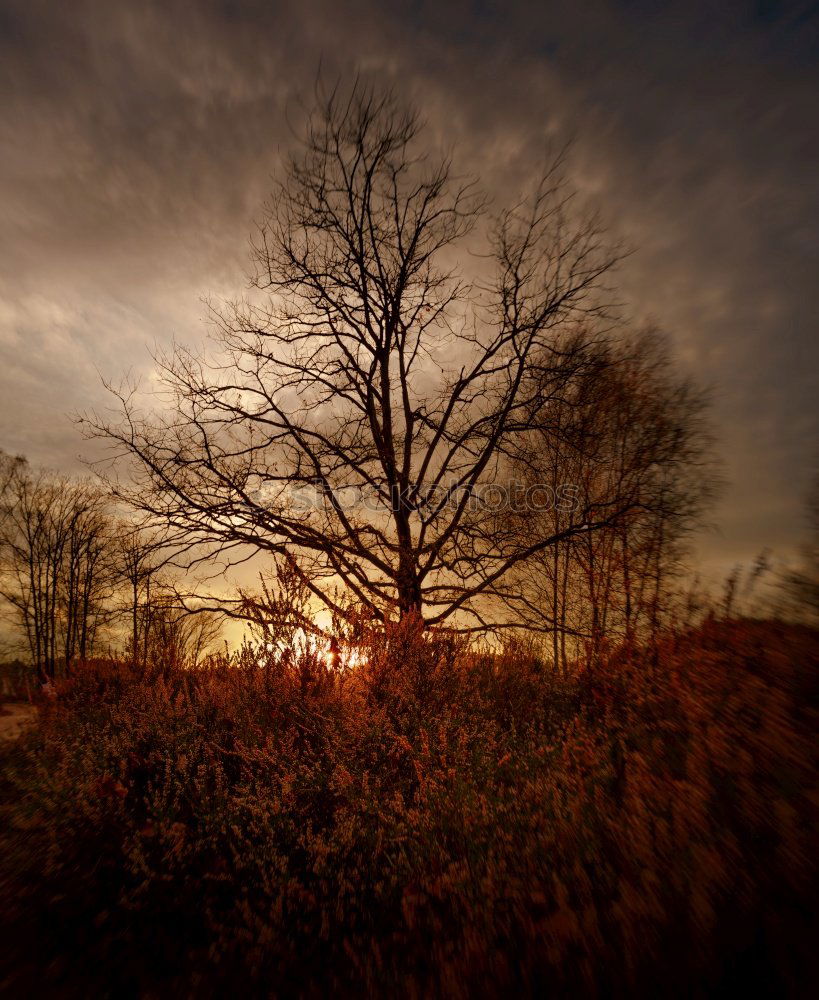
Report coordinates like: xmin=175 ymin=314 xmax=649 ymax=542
xmin=0 ymin=618 xmax=816 ymax=997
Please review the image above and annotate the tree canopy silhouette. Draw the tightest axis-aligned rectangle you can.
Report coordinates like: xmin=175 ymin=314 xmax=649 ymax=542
xmin=85 ymin=79 xmax=631 ymax=631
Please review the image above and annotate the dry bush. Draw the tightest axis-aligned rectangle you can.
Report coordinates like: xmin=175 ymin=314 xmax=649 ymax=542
xmin=0 ymin=619 xmax=816 ymax=996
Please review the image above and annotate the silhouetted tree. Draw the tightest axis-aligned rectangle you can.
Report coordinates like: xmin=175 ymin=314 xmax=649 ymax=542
xmin=84 ymin=78 xmax=633 ymax=631
xmin=139 ymin=590 xmax=222 ymax=672
xmin=0 ymin=461 xmax=115 ymax=680
xmin=508 ymin=329 xmax=717 ymax=664
xmin=60 ymin=494 xmax=114 ymax=669
xmin=118 ymin=527 xmax=164 ymax=668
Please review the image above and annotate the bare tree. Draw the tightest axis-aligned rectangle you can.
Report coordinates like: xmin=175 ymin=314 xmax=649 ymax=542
xmin=139 ymin=590 xmax=222 ymax=672
xmin=0 ymin=462 xmax=115 ymax=681
xmin=117 ymin=527 xmax=164 ymax=668
xmin=0 ymin=450 xmax=26 ymax=506
xmin=509 ymin=328 xmax=718 ymax=664
xmin=84 ymin=79 xmax=629 ymax=632
xmin=60 ymin=494 xmax=115 ymax=670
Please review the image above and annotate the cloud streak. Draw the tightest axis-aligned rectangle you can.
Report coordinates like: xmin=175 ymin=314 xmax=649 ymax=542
xmin=1 ymin=0 xmax=816 ymax=575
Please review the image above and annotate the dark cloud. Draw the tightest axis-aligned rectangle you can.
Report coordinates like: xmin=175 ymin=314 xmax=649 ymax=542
xmin=1 ymin=0 xmax=816 ymax=577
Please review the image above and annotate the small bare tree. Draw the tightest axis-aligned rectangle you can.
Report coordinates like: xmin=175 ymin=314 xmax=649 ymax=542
xmin=117 ymin=527 xmax=164 ymax=668
xmin=139 ymin=591 xmax=222 ymax=672
xmin=84 ymin=79 xmax=629 ymax=632
xmin=61 ymin=495 xmax=114 ymax=669
xmin=509 ymin=329 xmax=718 ymax=664
xmin=0 ymin=461 xmax=115 ymax=680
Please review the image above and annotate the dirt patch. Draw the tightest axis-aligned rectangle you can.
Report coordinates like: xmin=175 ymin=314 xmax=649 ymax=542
xmin=0 ymin=703 xmax=36 ymax=742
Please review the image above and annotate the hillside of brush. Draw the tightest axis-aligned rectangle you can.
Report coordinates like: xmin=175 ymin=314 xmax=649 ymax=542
xmin=0 ymin=618 xmax=816 ymax=997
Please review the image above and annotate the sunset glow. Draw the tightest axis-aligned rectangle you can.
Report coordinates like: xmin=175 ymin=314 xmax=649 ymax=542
xmin=0 ymin=2 xmax=816 ymax=995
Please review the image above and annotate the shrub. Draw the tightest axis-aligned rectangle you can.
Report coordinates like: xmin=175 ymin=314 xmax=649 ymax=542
xmin=0 ymin=619 xmax=816 ymax=996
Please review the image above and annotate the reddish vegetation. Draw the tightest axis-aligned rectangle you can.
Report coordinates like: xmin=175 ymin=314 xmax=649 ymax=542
xmin=0 ymin=619 xmax=816 ymax=996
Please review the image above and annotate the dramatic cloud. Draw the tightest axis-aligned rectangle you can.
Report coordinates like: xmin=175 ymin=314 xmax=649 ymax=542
xmin=1 ymin=0 xmax=816 ymax=579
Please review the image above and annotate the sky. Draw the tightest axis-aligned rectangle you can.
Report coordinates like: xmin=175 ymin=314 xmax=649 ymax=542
xmin=1 ymin=0 xmax=817 ymax=585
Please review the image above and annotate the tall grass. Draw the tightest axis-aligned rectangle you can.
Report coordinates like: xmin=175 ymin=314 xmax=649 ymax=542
xmin=0 ymin=618 xmax=816 ymax=996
